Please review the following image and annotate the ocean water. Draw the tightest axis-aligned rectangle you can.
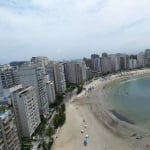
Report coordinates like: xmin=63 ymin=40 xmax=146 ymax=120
xmin=109 ymin=75 xmax=150 ymax=129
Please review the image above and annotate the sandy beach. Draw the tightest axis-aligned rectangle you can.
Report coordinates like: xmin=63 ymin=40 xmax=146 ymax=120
xmin=52 ymin=69 xmax=150 ymax=150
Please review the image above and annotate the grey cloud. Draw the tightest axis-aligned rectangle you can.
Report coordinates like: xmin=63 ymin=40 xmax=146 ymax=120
xmin=0 ymin=0 xmax=150 ymax=63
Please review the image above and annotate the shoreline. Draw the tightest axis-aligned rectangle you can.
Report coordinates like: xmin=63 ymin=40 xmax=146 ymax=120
xmin=52 ymin=69 xmax=150 ymax=150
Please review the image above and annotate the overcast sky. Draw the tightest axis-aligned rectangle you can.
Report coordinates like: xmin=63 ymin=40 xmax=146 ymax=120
xmin=0 ymin=0 xmax=150 ymax=63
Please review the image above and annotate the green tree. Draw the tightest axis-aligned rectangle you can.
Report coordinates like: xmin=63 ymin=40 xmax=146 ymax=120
xmin=47 ymin=127 xmax=55 ymax=138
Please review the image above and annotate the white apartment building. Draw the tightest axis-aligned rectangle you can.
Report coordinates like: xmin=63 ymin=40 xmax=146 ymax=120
xmin=145 ymin=49 xmax=150 ymax=66
xmin=46 ymin=81 xmax=56 ymax=104
xmin=31 ymin=56 xmax=49 ymax=73
xmin=0 ymin=65 xmax=20 ymax=97
xmin=0 ymin=65 xmax=15 ymax=89
xmin=91 ymin=54 xmax=100 ymax=70
xmin=109 ymin=54 xmax=121 ymax=71
xmin=46 ymin=61 xmax=55 ymax=82
xmin=129 ymin=59 xmax=137 ymax=69
xmin=0 ymin=78 xmax=3 ymax=97
xmin=64 ymin=61 xmax=87 ymax=84
xmin=93 ymin=58 xmax=102 ymax=72
xmin=0 ymin=110 xmax=20 ymax=150
xmin=53 ymin=62 xmax=66 ymax=94
xmin=18 ymin=63 xmax=49 ymax=116
xmin=11 ymin=86 xmax=41 ymax=137
xmin=0 ymin=65 xmax=13 ymax=89
xmin=137 ymin=52 xmax=145 ymax=67
xmin=101 ymin=54 xmax=113 ymax=74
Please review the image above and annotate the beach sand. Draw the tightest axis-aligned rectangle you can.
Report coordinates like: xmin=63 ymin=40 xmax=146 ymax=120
xmin=52 ymin=69 xmax=150 ymax=150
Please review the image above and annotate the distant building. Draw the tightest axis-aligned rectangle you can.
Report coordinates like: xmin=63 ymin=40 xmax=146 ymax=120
xmin=46 ymin=61 xmax=55 ymax=82
xmin=101 ymin=53 xmax=113 ymax=74
xmin=18 ymin=63 xmax=49 ymax=116
xmin=109 ymin=54 xmax=121 ymax=71
xmin=83 ymin=58 xmax=93 ymax=69
xmin=10 ymin=61 xmax=27 ymax=67
xmin=31 ymin=56 xmax=49 ymax=73
xmin=145 ymin=49 xmax=150 ymax=67
xmin=0 ymin=64 xmax=14 ymax=89
xmin=64 ymin=61 xmax=87 ymax=84
xmin=120 ymin=56 xmax=126 ymax=70
xmin=91 ymin=54 xmax=100 ymax=70
xmin=0 ymin=77 xmax=3 ymax=97
xmin=91 ymin=54 xmax=99 ymax=60
xmin=86 ymin=67 xmax=92 ymax=80
xmin=0 ymin=64 xmax=20 ymax=97
xmin=11 ymin=86 xmax=41 ymax=137
xmin=102 ymin=53 xmax=108 ymax=58
xmin=93 ymin=57 xmax=102 ymax=72
xmin=0 ymin=110 xmax=20 ymax=150
xmin=137 ymin=52 xmax=145 ymax=67
xmin=45 ymin=81 xmax=56 ymax=104
xmin=53 ymin=62 xmax=66 ymax=94
xmin=129 ymin=59 xmax=137 ymax=69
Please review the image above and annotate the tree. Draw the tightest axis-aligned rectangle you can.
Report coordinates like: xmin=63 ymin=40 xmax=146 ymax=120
xmin=53 ymin=110 xmax=66 ymax=129
xmin=47 ymin=127 xmax=55 ymax=138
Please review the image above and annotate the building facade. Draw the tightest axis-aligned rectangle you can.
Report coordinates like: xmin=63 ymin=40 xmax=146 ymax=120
xmin=91 ymin=54 xmax=100 ymax=71
xmin=101 ymin=53 xmax=113 ymax=74
xmin=53 ymin=62 xmax=66 ymax=94
xmin=145 ymin=49 xmax=150 ymax=67
xmin=137 ymin=52 xmax=145 ymax=68
xmin=64 ymin=61 xmax=87 ymax=84
xmin=18 ymin=63 xmax=49 ymax=116
xmin=83 ymin=58 xmax=93 ymax=69
xmin=109 ymin=54 xmax=120 ymax=71
xmin=0 ymin=110 xmax=20 ymax=150
xmin=46 ymin=61 xmax=55 ymax=82
xmin=45 ymin=81 xmax=56 ymax=104
xmin=129 ymin=59 xmax=137 ymax=69
xmin=11 ymin=86 xmax=41 ymax=137
xmin=31 ymin=56 xmax=49 ymax=73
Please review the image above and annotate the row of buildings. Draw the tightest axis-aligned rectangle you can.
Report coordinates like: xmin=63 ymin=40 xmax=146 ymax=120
xmin=84 ymin=49 xmax=150 ymax=74
xmin=0 ymin=56 xmax=90 ymax=149
xmin=0 ymin=49 xmax=150 ymax=149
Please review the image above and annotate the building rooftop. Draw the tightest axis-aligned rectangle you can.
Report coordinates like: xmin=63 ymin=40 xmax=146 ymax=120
xmin=0 ymin=110 xmax=12 ymax=121
xmin=19 ymin=86 xmax=33 ymax=95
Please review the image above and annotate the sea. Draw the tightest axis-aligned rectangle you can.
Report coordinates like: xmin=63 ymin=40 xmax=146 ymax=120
xmin=107 ymin=75 xmax=150 ymax=129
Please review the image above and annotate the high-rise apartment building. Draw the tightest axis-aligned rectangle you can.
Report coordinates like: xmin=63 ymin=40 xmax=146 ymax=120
xmin=0 ymin=65 xmax=13 ymax=89
xmin=137 ymin=52 xmax=145 ymax=67
xmin=64 ymin=61 xmax=87 ymax=84
xmin=0 ymin=65 xmax=16 ymax=89
xmin=145 ymin=49 xmax=150 ymax=67
xmin=46 ymin=61 xmax=55 ymax=82
xmin=53 ymin=62 xmax=66 ymax=94
xmin=31 ymin=56 xmax=49 ymax=73
xmin=120 ymin=57 xmax=126 ymax=70
xmin=0 ymin=65 xmax=20 ymax=97
xmin=101 ymin=53 xmax=113 ymax=74
xmin=11 ymin=86 xmax=41 ymax=137
xmin=109 ymin=54 xmax=120 ymax=71
xmin=129 ymin=59 xmax=137 ymax=69
xmin=45 ymin=81 xmax=56 ymax=104
xmin=91 ymin=54 xmax=100 ymax=71
xmin=0 ymin=110 xmax=20 ymax=150
xmin=83 ymin=58 xmax=93 ymax=69
xmin=18 ymin=63 xmax=49 ymax=116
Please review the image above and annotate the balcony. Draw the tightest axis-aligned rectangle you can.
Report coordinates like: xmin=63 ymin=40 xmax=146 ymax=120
xmin=5 ymin=128 xmax=11 ymax=135
xmin=0 ymin=138 xmax=4 ymax=144
xmin=0 ymin=143 xmax=5 ymax=149
xmin=4 ymin=123 xmax=10 ymax=130
xmin=7 ymin=134 xmax=18 ymax=145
